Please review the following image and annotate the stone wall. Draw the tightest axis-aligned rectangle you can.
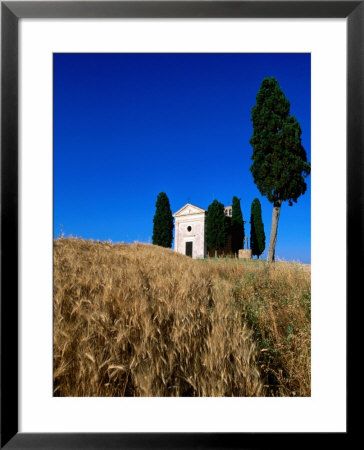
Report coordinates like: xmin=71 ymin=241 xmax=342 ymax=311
xmin=238 ymin=249 xmax=252 ymax=259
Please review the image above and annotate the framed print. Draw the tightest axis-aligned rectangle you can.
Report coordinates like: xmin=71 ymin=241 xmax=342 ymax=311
xmin=1 ymin=1 xmax=359 ymax=448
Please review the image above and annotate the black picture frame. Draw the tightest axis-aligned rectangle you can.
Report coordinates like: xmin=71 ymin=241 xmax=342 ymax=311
xmin=1 ymin=1 xmax=359 ymax=448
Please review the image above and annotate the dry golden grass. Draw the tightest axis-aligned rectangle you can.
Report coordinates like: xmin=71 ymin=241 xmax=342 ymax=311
xmin=54 ymin=238 xmax=263 ymax=396
xmin=202 ymin=258 xmax=311 ymax=396
xmin=54 ymin=238 xmax=310 ymax=397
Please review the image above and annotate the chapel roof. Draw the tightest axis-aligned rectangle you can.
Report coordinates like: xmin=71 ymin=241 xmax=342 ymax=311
xmin=173 ymin=203 xmax=206 ymax=217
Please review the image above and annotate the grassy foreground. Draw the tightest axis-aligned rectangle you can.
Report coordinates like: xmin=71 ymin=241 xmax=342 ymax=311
xmin=53 ymin=238 xmax=310 ymax=397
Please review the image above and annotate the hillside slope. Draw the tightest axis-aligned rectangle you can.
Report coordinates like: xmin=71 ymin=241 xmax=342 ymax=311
xmin=54 ymin=238 xmax=264 ymax=397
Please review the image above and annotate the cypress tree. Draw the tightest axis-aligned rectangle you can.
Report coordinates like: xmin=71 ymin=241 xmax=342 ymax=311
xmin=152 ymin=192 xmax=174 ymax=248
xmin=250 ymin=198 xmax=265 ymax=259
xmin=231 ymin=196 xmax=245 ymax=255
xmin=250 ymin=77 xmax=311 ymax=262
xmin=205 ymin=200 xmax=228 ymax=257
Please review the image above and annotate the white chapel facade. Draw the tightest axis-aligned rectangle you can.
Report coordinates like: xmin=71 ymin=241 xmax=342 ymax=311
xmin=173 ymin=203 xmax=206 ymax=259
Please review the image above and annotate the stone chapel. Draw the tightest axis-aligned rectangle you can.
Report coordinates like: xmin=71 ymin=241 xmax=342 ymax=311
xmin=173 ymin=202 xmax=251 ymax=259
xmin=173 ymin=203 xmax=207 ymax=259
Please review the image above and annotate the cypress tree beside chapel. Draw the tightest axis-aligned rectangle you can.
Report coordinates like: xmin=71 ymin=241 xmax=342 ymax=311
xmin=231 ymin=196 xmax=244 ymax=255
xmin=250 ymin=77 xmax=310 ymax=262
xmin=152 ymin=192 xmax=174 ymax=248
xmin=250 ymin=198 xmax=265 ymax=259
xmin=206 ymin=200 xmax=228 ymax=257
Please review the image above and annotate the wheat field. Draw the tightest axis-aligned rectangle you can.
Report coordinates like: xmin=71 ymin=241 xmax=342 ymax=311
xmin=53 ymin=238 xmax=310 ymax=397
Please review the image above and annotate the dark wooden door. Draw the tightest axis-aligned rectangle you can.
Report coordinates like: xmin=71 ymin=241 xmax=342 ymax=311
xmin=185 ymin=241 xmax=193 ymax=257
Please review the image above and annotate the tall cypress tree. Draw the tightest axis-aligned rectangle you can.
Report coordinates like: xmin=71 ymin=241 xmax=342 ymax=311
xmin=231 ymin=196 xmax=244 ymax=255
xmin=152 ymin=192 xmax=173 ymax=248
xmin=250 ymin=198 xmax=265 ymax=259
xmin=205 ymin=200 xmax=228 ymax=257
xmin=250 ymin=77 xmax=310 ymax=262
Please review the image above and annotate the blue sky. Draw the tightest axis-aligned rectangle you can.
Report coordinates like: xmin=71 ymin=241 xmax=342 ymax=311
xmin=54 ymin=53 xmax=311 ymax=263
